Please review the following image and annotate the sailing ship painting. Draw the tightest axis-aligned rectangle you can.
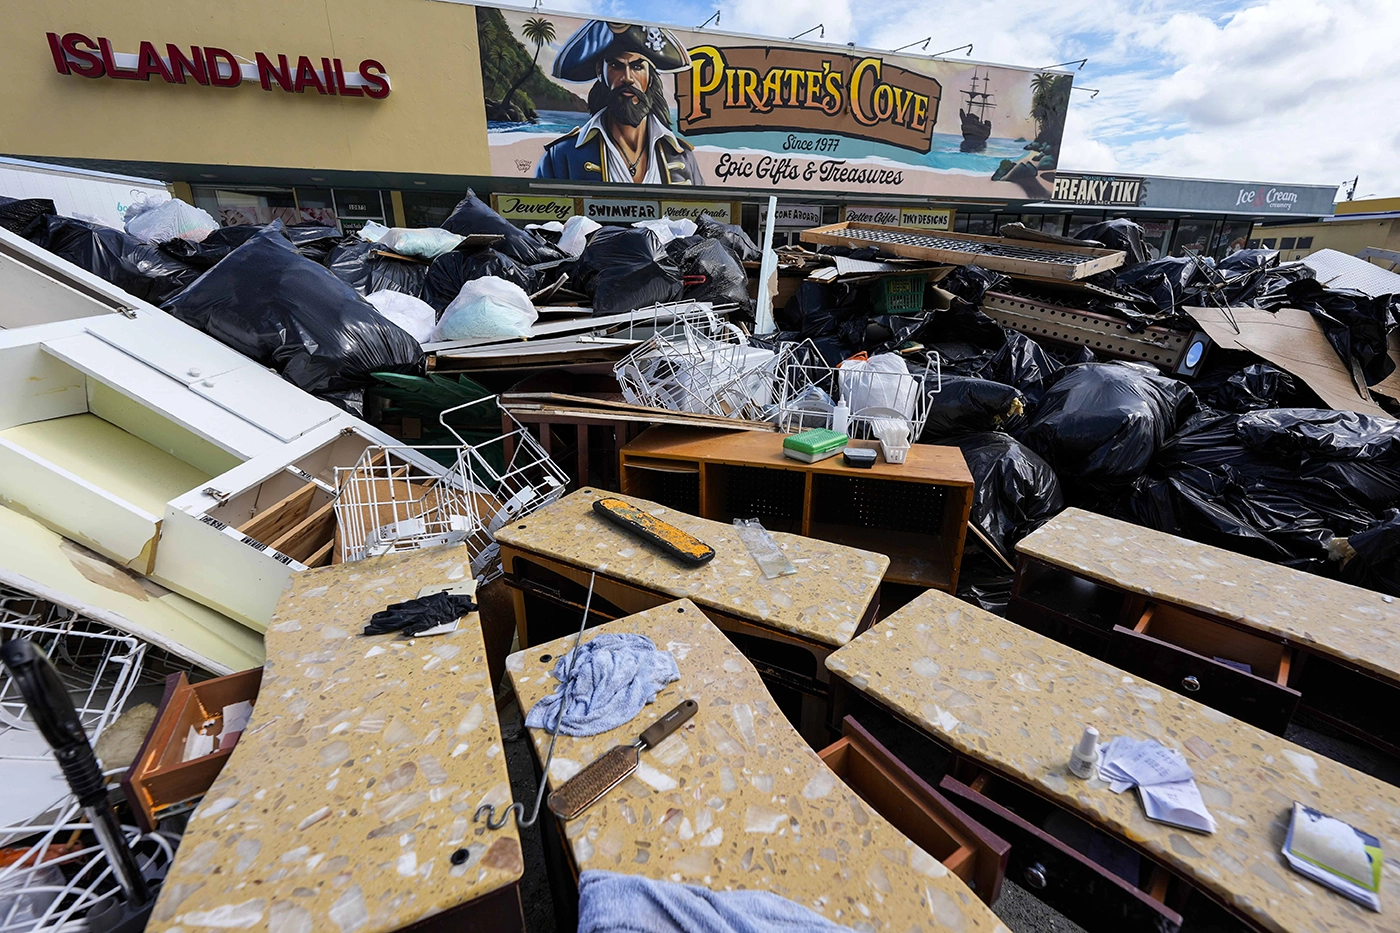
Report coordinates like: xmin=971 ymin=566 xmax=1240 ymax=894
xmin=959 ymin=68 xmax=996 ymax=152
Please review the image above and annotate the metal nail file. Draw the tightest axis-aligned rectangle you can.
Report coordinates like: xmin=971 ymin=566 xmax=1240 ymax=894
xmin=547 ymin=699 xmax=698 ymax=820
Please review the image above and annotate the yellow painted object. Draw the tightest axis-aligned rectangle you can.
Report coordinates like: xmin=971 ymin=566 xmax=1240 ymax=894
xmin=592 ymin=496 xmax=715 ymax=564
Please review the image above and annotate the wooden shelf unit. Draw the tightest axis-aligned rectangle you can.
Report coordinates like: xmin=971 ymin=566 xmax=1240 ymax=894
xmin=620 ymin=426 xmax=974 ymax=591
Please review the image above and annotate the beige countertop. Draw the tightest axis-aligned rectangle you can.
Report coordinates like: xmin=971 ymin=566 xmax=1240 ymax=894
xmin=507 ymin=598 xmax=1007 ymax=933
xmin=1017 ymin=507 xmax=1400 ymax=682
xmin=494 ymin=488 xmax=888 ymax=648
xmin=826 ymin=587 xmax=1400 ymax=933
xmin=148 ymin=546 xmax=523 ymax=933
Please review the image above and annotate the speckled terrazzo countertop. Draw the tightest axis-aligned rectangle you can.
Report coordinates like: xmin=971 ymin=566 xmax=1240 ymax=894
xmin=826 ymin=587 xmax=1400 ymax=933
xmin=507 ymin=599 xmax=1008 ymax=933
xmin=148 ymin=546 xmax=523 ymax=933
xmin=494 ymin=489 xmax=888 ymax=648
xmin=1017 ymin=507 xmax=1400 ymax=682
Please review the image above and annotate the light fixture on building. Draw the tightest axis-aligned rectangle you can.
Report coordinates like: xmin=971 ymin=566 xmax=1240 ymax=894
xmin=933 ymin=44 xmax=974 ymax=57
xmin=1072 ymin=87 xmax=1101 ymax=98
xmin=413 ymin=181 xmax=427 ymax=185
xmin=310 ymin=176 xmax=325 ymax=182
xmin=1041 ymin=59 xmax=1088 ymax=70
xmin=696 ymin=10 xmax=720 ymax=29
xmin=198 ymin=173 xmax=217 ymax=178
xmin=891 ymin=38 xmax=931 ymax=53
xmin=790 ymin=24 xmax=823 ymax=41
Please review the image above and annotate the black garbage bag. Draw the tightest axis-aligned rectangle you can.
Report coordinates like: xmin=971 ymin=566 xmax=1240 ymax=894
xmin=985 ymin=331 xmax=1063 ymax=406
xmin=1021 ymin=362 xmax=1197 ymax=489
xmin=939 ymin=264 xmax=1006 ymax=307
xmin=779 ymin=280 xmax=859 ymax=338
xmin=673 ymin=237 xmax=753 ymax=314
xmin=921 ymin=377 xmax=1027 ymax=439
xmin=159 ymin=224 xmax=265 ymax=269
xmin=1113 ymin=409 xmax=1400 ymax=571
xmin=1114 ymin=255 xmax=1204 ymax=317
xmin=422 ymin=248 xmax=540 ymax=313
xmin=1256 ymin=277 xmax=1397 ymax=387
xmin=43 ymin=216 xmax=201 ymax=304
xmin=0 ymin=197 xmax=57 ymax=241
xmin=439 ymin=189 xmax=565 ymax=265
xmin=1077 ymin=219 xmax=1150 ymax=266
xmin=696 ymin=214 xmax=760 ymax=263
xmin=327 ymin=238 xmax=430 ymax=299
xmin=952 ymin=431 xmax=1064 ymax=559
xmin=571 ymin=227 xmax=683 ymax=316
xmin=162 ymin=225 xmax=423 ymax=401
xmin=284 ymin=224 xmax=344 ymax=264
xmin=1200 ymin=364 xmax=1298 ymax=413
xmin=1340 ymin=510 xmax=1400 ymax=597
xmin=1217 ymin=249 xmax=1279 ymax=274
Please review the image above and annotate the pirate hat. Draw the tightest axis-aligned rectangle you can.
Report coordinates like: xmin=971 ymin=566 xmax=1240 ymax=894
xmin=552 ymin=21 xmax=691 ymax=82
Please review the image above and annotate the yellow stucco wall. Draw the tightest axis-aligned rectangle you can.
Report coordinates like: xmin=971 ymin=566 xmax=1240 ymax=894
xmin=1255 ymin=218 xmax=1400 ymax=262
xmin=4 ymin=0 xmax=490 ymax=175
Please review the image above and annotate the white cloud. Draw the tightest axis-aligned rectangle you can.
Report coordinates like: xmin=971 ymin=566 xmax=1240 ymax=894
xmin=563 ymin=0 xmax=1400 ymax=193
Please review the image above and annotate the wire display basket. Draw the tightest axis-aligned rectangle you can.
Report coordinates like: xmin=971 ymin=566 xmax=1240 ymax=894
xmin=334 ymin=397 xmax=567 ymax=579
xmin=614 ymin=323 xmax=785 ymax=420
xmin=0 ymin=588 xmax=181 ymax=933
xmin=772 ymin=349 xmax=942 ymax=443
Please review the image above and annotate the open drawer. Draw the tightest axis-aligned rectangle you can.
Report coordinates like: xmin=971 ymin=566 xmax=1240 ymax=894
xmin=819 ymin=717 xmax=1009 ymax=903
xmin=940 ymin=774 xmax=1182 ymax=933
xmin=121 ymin=667 xmax=263 ymax=832
xmin=1105 ymin=603 xmax=1300 ymax=734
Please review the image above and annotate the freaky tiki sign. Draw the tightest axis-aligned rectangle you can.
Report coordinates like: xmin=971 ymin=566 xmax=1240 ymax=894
xmin=476 ymin=5 xmax=1070 ymax=199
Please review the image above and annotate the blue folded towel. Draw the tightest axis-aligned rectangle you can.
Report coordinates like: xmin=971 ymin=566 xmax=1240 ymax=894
xmin=524 ymin=633 xmax=680 ymax=736
xmin=578 ymin=870 xmax=854 ymax=933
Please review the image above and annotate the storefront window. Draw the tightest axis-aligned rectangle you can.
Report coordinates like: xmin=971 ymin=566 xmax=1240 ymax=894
xmin=956 ymin=212 xmax=996 ymax=235
xmin=190 ymin=187 xmax=299 ymax=227
xmin=1137 ymin=219 xmax=1174 ymax=260
xmin=1213 ymin=220 xmax=1252 ymax=258
xmin=402 ymin=191 xmax=465 ymax=228
xmin=1170 ymin=219 xmax=1219 ymax=257
xmin=1064 ymin=213 xmax=1105 ymax=237
xmin=1016 ymin=214 xmax=1044 ymax=231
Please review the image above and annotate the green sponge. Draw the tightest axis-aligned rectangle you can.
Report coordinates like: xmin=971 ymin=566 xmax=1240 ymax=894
xmin=783 ymin=428 xmax=849 ymax=462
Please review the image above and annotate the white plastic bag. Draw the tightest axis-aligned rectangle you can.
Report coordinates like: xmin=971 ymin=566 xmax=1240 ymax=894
xmin=124 ymin=198 xmax=218 ymax=244
xmin=365 ymin=290 xmax=436 ymax=345
xmin=632 ymin=217 xmax=697 ymax=247
xmin=558 ymin=215 xmax=601 ymax=257
xmin=430 ymin=276 xmax=539 ymax=341
xmin=839 ymin=353 xmax=917 ymax=421
xmin=359 ymin=222 xmax=464 ymax=260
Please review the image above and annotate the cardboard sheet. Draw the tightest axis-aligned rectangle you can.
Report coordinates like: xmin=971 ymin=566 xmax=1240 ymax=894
xmin=1186 ymin=306 xmax=1394 ymax=417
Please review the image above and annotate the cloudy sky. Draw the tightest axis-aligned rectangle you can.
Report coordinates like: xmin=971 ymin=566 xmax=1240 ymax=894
xmin=517 ymin=0 xmax=1399 ymax=201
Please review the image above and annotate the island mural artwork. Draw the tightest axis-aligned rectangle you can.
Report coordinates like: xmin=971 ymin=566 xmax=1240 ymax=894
xmin=477 ymin=6 xmax=1072 ymax=198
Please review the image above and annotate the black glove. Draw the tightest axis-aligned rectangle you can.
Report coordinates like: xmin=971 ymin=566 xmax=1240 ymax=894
xmin=363 ymin=592 xmax=478 ymax=637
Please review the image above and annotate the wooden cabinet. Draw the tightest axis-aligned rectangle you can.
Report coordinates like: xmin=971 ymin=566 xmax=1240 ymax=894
xmin=620 ymin=426 xmax=974 ymax=591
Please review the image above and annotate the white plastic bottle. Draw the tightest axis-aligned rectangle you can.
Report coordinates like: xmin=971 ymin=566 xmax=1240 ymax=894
xmin=832 ymin=400 xmax=850 ymax=435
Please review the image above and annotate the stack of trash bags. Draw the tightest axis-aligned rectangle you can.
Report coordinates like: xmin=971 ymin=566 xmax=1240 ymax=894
xmin=0 ymin=189 xmax=764 ymax=413
xmin=770 ymin=258 xmax=1400 ymax=601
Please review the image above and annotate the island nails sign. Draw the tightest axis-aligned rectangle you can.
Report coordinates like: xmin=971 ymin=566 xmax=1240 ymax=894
xmin=479 ymin=5 xmax=1066 ymax=200
xmin=45 ymin=32 xmax=390 ymax=97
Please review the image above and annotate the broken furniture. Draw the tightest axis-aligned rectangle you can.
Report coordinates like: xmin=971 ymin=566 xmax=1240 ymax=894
xmin=0 ymin=224 xmax=442 ymax=631
xmin=1011 ymin=508 xmax=1400 ymax=750
xmin=619 ymin=426 xmax=973 ymax=591
xmin=982 ymin=290 xmax=1194 ymax=371
xmin=493 ymin=488 xmax=887 ymax=744
xmin=507 ymin=599 xmax=1008 ymax=930
xmin=825 ymin=586 xmax=1400 ymax=933
xmin=800 ymin=222 xmax=1126 ymax=281
xmin=120 ymin=667 xmax=262 ymax=832
xmin=145 ymin=546 xmax=527 ymax=933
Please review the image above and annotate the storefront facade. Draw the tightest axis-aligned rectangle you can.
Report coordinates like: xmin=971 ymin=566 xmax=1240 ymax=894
xmin=2 ymin=1 xmax=1335 ymax=255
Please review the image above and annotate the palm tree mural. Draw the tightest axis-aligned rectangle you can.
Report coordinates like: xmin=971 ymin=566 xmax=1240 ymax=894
xmin=500 ymin=17 xmax=557 ymax=118
xmin=1030 ymin=72 xmax=1073 ymax=151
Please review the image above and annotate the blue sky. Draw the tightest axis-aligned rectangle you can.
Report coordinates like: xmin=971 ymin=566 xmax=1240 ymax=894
xmin=498 ymin=0 xmax=1400 ymax=200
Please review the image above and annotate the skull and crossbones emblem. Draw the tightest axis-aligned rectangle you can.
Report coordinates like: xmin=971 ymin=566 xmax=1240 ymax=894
xmin=645 ymin=27 xmax=666 ymax=53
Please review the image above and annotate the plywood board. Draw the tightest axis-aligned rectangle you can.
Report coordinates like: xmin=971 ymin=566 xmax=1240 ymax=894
xmin=1186 ymin=306 xmax=1393 ymax=417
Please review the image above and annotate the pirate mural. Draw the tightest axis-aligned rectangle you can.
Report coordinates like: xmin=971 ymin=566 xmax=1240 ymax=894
xmin=535 ymin=21 xmax=701 ymax=185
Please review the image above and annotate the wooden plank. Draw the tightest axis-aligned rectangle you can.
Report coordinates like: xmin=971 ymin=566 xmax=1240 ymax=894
xmin=304 ymin=538 xmax=333 ymax=568
xmin=269 ymin=498 xmax=336 ymax=563
xmin=799 ymin=222 xmax=1124 ymax=281
xmin=238 ymin=482 xmax=315 ymax=543
xmin=504 ymin=391 xmax=776 ymax=429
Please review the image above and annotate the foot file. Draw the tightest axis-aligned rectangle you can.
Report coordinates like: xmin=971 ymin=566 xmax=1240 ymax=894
xmin=592 ymin=497 xmax=715 ymax=565
xmin=548 ymin=699 xmax=698 ymax=819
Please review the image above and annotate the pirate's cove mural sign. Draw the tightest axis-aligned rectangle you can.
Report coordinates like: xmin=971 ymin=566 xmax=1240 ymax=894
xmin=476 ymin=6 xmax=1070 ymax=199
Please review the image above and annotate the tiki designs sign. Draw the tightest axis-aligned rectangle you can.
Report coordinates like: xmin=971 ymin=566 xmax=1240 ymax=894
xmin=476 ymin=5 xmax=1071 ymax=199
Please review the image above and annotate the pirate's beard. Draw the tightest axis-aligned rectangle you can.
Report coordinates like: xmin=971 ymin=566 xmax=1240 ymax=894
xmin=605 ymin=83 xmax=651 ymax=128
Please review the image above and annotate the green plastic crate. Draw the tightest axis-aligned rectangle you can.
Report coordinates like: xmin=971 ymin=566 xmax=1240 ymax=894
xmin=873 ymin=274 xmax=927 ymax=313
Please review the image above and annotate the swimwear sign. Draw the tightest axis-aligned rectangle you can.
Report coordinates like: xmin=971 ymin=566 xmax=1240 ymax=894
xmin=44 ymin=32 xmax=390 ymax=98
xmin=678 ymin=47 xmax=941 ymax=153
